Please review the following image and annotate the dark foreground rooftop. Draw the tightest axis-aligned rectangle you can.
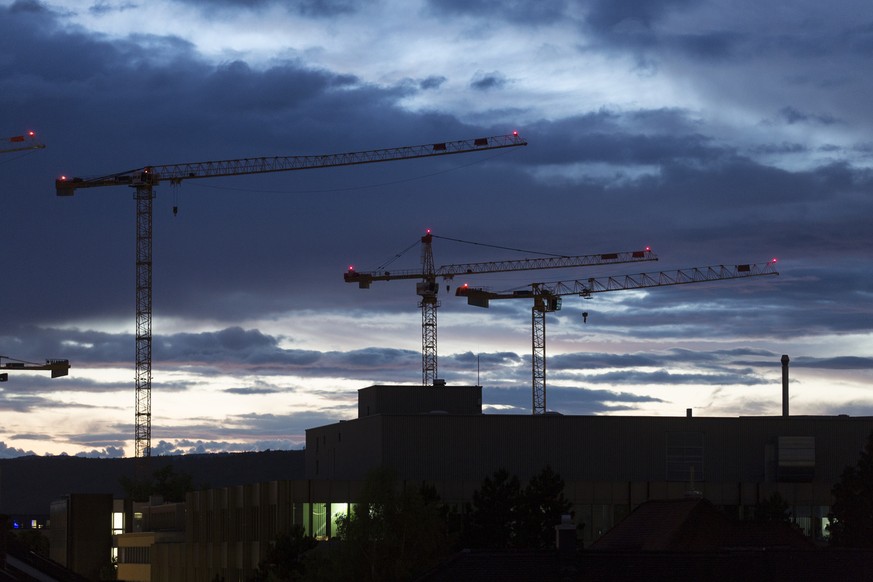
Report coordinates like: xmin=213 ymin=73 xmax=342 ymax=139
xmin=420 ymin=548 xmax=873 ymax=582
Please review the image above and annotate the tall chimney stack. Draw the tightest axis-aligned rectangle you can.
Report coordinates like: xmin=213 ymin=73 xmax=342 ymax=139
xmin=781 ymin=354 xmax=790 ymax=417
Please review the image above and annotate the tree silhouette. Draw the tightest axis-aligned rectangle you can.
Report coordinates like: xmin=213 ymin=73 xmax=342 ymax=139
xmin=330 ymin=467 xmax=450 ymax=581
xmin=119 ymin=464 xmax=194 ymax=502
xmin=753 ymin=491 xmax=791 ymax=522
xmin=463 ymin=466 xmax=573 ymax=550
xmin=249 ymin=525 xmax=317 ymax=582
xmin=464 ymin=468 xmax=521 ymax=549
xmin=829 ymin=430 xmax=873 ymax=547
xmin=516 ymin=465 xmax=573 ymax=549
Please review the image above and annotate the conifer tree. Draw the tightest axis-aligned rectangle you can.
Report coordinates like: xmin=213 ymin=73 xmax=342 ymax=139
xmin=829 ymin=430 xmax=873 ymax=547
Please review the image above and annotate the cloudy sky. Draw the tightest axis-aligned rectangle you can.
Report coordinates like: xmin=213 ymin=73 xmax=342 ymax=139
xmin=1 ymin=0 xmax=872 ymax=458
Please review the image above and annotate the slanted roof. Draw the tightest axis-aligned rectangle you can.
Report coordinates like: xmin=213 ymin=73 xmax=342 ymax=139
xmin=591 ymin=498 xmax=814 ymax=552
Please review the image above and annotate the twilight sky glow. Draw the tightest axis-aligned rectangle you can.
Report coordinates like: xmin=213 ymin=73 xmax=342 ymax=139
xmin=1 ymin=0 xmax=872 ymax=457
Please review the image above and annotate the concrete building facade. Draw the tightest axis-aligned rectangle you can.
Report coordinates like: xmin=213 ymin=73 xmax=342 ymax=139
xmin=306 ymin=385 xmax=873 ymax=543
xmin=69 ymin=384 xmax=873 ymax=580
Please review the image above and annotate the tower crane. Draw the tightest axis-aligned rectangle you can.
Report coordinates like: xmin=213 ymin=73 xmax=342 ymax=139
xmin=346 ymin=233 xmax=658 ymax=385
xmin=457 ymin=260 xmax=779 ymax=414
xmin=1 ymin=133 xmax=60 ymax=382
xmin=54 ymin=132 xmax=527 ymax=458
xmin=0 ymin=356 xmax=70 ymax=381
xmin=1 ymin=131 xmax=45 ymax=154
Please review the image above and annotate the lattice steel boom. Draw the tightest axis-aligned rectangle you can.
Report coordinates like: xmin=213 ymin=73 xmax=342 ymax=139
xmin=347 ymin=238 xmax=657 ymax=385
xmin=55 ymin=133 xmax=527 ymax=458
xmin=457 ymin=260 xmax=779 ymax=414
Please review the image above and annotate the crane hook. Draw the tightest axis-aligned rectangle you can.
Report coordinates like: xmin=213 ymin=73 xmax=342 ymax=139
xmin=171 ymin=181 xmax=180 ymax=216
xmin=582 ymin=311 xmax=589 ymax=324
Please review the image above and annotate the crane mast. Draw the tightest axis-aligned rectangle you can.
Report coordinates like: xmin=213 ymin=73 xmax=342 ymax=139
xmin=56 ymin=133 xmax=527 ymax=458
xmin=458 ymin=260 xmax=779 ymax=414
xmin=419 ymin=232 xmax=438 ymax=385
xmin=347 ymin=238 xmax=658 ymax=384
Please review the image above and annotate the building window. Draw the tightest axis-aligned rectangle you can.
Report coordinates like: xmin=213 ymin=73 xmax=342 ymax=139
xmin=777 ymin=436 xmax=815 ymax=482
xmin=666 ymin=432 xmax=704 ymax=482
xmin=119 ymin=546 xmax=150 ymax=564
xmin=330 ymin=502 xmax=349 ymax=539
xmin=310 ymin=503 xmax=328 ymax=540
xmin=112 ymin=512 xmax=124 ymax=535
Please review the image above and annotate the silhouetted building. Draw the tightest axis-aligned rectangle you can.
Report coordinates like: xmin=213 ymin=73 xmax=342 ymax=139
xmin=49 ymin=493 xmax=113 ymax=580
xmin=115 ymin=497 xmax=186 ymax=582
xmin=590 ymin=498 xmax=814 ymax=551
xmin=306 ymin=385 xmax=873 ymax=544
xmin=38 ymin=385 xmax=873 ymax=581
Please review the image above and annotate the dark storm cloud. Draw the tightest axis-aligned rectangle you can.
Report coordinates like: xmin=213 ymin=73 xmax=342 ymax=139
xmin=790 ymin=356 xmax=873 ymax=370
xmin=150 ymin=439 xmax=271 ymax=455
xmin=0 ymin=441 xmax=37 ymax=459
xmin=778 ymin=106 xmax=839 ymax=126
xmin=160 ymin=328 xmax=420 ymax=382
xmin=75 ymin=446 xmax=125 ymax=458
xmin=532 ymin=348 xmax=774 ymax=386
xmin=88 ymin=2 xmax=138 ymax=16
xmin=549 ymin=352 xmax=662 ymax=370
xmin=224 ymin=386 xmax=283 ymax=395
xmin=424 ymin=0 xmax=568 ymax=24
xmin=173 ymin=0 xmax=358 ymax=17
xmin=584 ymin=0 xmax=692 ymax=31
xmin=0 ymin=373 xmax=131 ymax=396
xmin=483 ymin=384 xmax=664 ymax=415
xmin=7 ymin=0 xmax=51 ymax=15
xmin=42 ymin=409 xmax=342 ymax=456
xmin=420 ymin=76 xmax=447 ymax=90
xmin=470 ymin=71 xmax=508 ymax=91
xmin=445 ymin=351 xmax=525 ymax=368
xmin=10 ymin=0 xmax=863 ymax=338
xmin=3 ymin=323 xmax=419 ymax=382
xmin=202 ymin=60 xmax=357 ymax=113
xmin=0 ymin=390 xmax=61 ymax=413
xmin=0 ymin=2 xmax=498 ymax=326
xmin=559 ymin=369 xmax=768 ymax=386
xmin=158 ymin=327 xmax=319 ymax=366
xmin=144 ymin=410 xmax=346 ymax=454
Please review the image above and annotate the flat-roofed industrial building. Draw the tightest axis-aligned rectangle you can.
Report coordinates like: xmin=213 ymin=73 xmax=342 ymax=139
xmin=306 ymin=385 xmax=873 ymax=542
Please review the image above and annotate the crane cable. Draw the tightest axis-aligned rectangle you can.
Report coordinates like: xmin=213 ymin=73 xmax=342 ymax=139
xmin=0 ymin=149 xmax=41 ymax=166
xmin=376 ymin=238 xmax=421 ymax=270
xmin=431 ymin=234 xmax=573 ymax=258
xmin=375 ymin=233 xmax=576 ymax=272
xmin=179 ymin=147 xmax=521 ymax=195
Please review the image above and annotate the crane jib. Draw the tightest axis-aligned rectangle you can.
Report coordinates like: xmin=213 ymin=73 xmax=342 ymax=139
xmin=53 ymin=131 xmax=527 ymax=457
xmin=54 ymin=133 xmax=527 ymax=195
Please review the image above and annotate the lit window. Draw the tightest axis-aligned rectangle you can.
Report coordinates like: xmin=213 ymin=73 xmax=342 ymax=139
xmin=113 ymin=512 xmax=124 ymax=535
